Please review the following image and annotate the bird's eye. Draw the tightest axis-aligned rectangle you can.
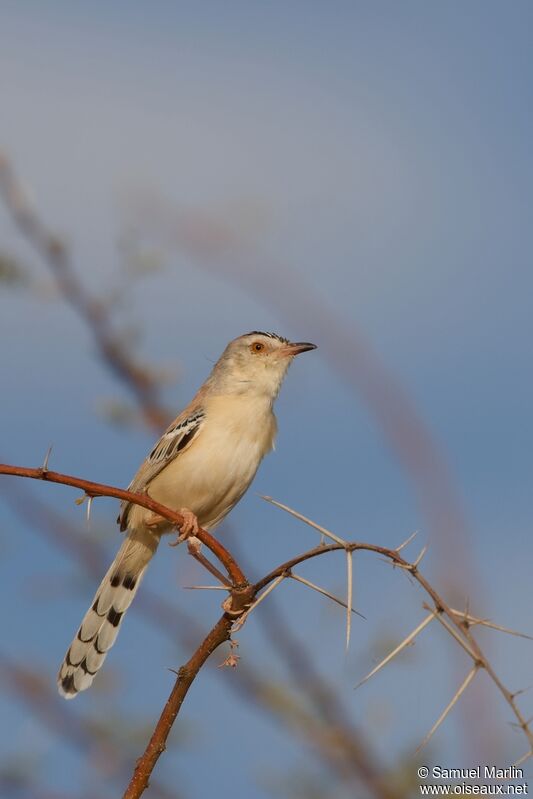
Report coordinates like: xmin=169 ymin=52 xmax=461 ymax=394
xmin=251 ymin=341 xmax=265 ymax=353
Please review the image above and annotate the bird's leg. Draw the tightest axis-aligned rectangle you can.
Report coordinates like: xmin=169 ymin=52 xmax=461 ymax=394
xmin=145 ymin=511 xmax=167 ymax=529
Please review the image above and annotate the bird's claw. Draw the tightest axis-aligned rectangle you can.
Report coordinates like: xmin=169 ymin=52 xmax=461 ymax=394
xmin=168 ymin=508 xmax=200 ymax=547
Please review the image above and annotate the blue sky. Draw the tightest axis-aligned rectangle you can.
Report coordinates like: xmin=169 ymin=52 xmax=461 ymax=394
xmin=1 ymin=2 xmax=533 ymax=797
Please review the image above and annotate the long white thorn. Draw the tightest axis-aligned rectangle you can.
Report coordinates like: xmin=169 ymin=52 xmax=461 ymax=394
xmin=260 ymin=496 xmax=347 ymax=546
xmin=412 ymin=544 xmax=428 ymax=569
xmin=354 ymin=611 xmax=436 ymax=690
xmin=395 ymin=530 xmax=418 ymax=553
xmin=86 ymin=495 xmax=93 ymax=526
xmin=41 ymin=445 xmax=53 ymax=472
xmin=346 ymin=550 xmax=353 ymax=652
xmin=415 ymin=665 xmax=478 ymax=754
xmin=448 ymin=608 xmax=533 ymax=641
xmin=289 ymin=573 xmax=365 ymax=619
xmin=183 ymin=585 xmax=230 ymax=591
xmin=433 ymin=613 xmax=479 ymax=662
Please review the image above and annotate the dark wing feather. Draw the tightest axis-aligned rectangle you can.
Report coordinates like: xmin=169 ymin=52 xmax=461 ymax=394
xmin=118 ymin=410 xmax=205 ymax=531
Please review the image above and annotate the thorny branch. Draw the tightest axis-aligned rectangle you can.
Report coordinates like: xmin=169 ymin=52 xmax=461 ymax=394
xmin=0 ymin=462 xmax=245 ymax=587
xmin=1 ymin=462 xmax=532 ymax=799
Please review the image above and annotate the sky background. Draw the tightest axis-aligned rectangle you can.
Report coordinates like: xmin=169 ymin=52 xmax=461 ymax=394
xmin=1 ymin=2 xmax=533 ymax=797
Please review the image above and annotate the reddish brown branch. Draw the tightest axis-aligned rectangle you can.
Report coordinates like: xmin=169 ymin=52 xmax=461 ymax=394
xmin=0 ymin=462 xmax=245 ymax=586
xmin=123 ymin=614 xmax=233 ymax=799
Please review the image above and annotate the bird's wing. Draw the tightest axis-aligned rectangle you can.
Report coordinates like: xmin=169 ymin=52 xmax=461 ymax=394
xmin=118 ymin=407 xmax=205 ymax=530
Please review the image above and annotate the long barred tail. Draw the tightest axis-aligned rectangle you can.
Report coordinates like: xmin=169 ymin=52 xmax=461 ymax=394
xmin=57 ymin=528 xmax=159 ymax=698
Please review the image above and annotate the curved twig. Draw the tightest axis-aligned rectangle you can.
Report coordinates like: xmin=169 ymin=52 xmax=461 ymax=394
xmin=0 ymin=462 xmax=245 ymax=586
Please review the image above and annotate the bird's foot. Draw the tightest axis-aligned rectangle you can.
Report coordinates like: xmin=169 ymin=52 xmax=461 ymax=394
xmin=169 ymin=507 xmax=200 ymax=547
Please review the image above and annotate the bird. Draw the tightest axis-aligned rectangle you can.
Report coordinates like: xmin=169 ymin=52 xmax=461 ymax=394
xmin=58 ymin=331 xmax=316 ymax=697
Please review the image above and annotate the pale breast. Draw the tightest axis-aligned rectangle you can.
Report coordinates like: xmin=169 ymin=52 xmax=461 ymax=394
xmin=146 ymin=394 xmax=277 ymax=530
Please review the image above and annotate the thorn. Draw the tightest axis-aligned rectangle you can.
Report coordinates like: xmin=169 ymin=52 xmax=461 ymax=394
xmin=346 ymin=550 xmax=353 ymax=652
xmin=289 ymin=573 xmax=365 ymax=619
xmin=260 ymin=496 xmax=347 ymax=546
xmin=433 ymin=613 xmax=479 ymax=662
xmin=86 ymin=495 xmax=93 ymax=526
xmin=41 ymin=445 xmax=53 ymax=473
xmin=182 ymin=585 xmax=229 ymax=591
xmin=232 ymin=574 xmax=285 ymax=632
xmin=354 ymin=611 xmax=436 ymax=690
xmin=511 ymin=684 xmax=533 ymax=699
xmin=395 ymin=530 xmax=418 ymax=553
xmin=448 ymin=608 xmax=533 ymax=641
xmin=412 ymin=544 xmax=428 ymax=569
xmin=414 ymin=665 xmax=478 ymax=754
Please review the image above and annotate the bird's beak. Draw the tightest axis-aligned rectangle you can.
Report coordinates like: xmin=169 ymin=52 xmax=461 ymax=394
xmin=282 ymin=341 xmax=317 ymax=357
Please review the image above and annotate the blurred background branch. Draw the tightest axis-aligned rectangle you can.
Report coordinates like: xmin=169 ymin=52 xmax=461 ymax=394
xmin=0 ymin=154 xmax=171 ymax=431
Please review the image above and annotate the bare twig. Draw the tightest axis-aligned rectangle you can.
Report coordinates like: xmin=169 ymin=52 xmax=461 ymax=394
xmin=0 ymin=462 xmax=246 ymax=587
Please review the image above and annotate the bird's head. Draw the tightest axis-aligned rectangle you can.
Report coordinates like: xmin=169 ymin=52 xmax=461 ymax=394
xmin=211 ymin=331 xmax=317 ymax=400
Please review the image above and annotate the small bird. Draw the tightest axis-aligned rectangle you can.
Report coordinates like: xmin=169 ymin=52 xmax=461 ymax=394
xmin=58 ymin=331 xmax=316 ymax=697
